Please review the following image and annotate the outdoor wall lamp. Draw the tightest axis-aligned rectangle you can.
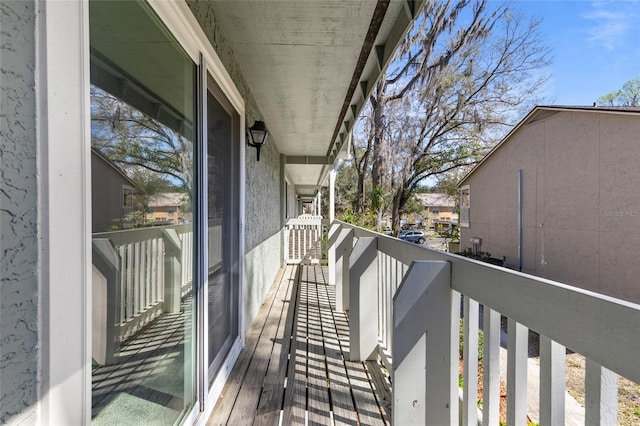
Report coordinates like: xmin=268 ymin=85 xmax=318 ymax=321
xmin=247 ymin=120 xmax=268 ymax=161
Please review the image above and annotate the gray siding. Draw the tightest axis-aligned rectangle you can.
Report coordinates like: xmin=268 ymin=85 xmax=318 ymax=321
xmin=461 ymin=110 xmax=640 ymax=304
xmin=1 ymin=1 xmax=40 ymax=423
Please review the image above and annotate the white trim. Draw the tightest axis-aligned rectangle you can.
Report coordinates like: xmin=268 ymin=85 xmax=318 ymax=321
xmin=239 ymin=114 xmax=247 ymax=346
xmin=41 ymin=0 xmax=91 ymax=424
xmin=196 ymin=337 xmax=243 ymax=425
xmin=147 ymin=0 xmax=245 ymax=117
xmin=459 ymin=185 xmax=470 ymax=228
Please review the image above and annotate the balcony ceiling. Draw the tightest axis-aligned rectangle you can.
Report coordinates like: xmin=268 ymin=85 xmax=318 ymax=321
xmin=208 ymin=0 xmax=423 ymax=199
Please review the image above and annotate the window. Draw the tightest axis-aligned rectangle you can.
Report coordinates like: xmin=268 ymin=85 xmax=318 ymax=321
xmin=460 ymin=185 xmax=470 ymax=227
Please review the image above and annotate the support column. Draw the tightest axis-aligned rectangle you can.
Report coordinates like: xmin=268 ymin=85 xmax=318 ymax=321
xmin=329 ymin=166 xmax=336 ymax=222
xmin=316 ymin=191 xmax=322 ymax=216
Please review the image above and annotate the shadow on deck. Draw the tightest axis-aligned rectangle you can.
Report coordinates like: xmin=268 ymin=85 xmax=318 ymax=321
xmin=208 ymin=264 xmax=391 ymax=425
xmin=91 ymin=299 xmax=191 ymax=425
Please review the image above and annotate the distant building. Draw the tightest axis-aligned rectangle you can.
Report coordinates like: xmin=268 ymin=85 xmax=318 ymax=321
xmin=415 ymin=193 xmax=458 ymax=228
xmin=458 ymin=105 xmax=640 ymax=303
xmin=147 ymin=192 xmax=190 ymax=224
xmin=91 ymin=149 xmax=138 ymax=233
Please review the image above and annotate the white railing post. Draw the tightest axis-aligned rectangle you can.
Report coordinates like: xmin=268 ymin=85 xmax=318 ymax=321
xmin=482 ymin=307 xmax=501 ymax=426
xmin=327 ymin=222 xmax=341 ymax=285
xmin=585 ymin=359 xmax=618 ymax=426
xmin=507 ymin=319 xmax=528 ymax=426
xmin=393 ymin=260 xmax=457 ymax=426
xmin=92 ymin=239 xmax=120 ymax=365
xmin=162 ymin=228 xmax=182 ymax=314
xmin=335 ymin=228 xmax=354 ymax=312
xmin=540 ymin=336 xmax=566 ymax=425
xmin=463 ymin=297 xmax=479 ymax=426
xmin=348 ymin=236 xmax=378 ymax=361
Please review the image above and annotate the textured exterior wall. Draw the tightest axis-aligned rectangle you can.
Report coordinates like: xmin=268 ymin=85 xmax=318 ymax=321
xmin=186 ymin=1 xmax=284 ymax=333
xmin=461 ymin=110 xmax=640 ymax=303
xmin=1 ymin=1 xmax=40 ymax=423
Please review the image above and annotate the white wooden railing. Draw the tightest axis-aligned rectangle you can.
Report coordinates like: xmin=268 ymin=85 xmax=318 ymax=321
xmin=284 ymin=214 xmax=326 ymax=264
xmin=328 ymin=220 xmax=640 ymax=426
xmin=91 ymin=221 xmax=222 ymax=365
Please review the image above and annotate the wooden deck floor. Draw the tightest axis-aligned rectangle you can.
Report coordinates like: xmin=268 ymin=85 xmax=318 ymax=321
xmin=207 ymin=264 xmax=391 ymax=425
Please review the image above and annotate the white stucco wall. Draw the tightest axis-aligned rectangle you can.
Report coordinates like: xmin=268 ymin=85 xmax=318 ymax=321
xmin=187 ymin=1 xmax=284 ymax=335
xmin=1 ymin=1 xmax=40 ymax=423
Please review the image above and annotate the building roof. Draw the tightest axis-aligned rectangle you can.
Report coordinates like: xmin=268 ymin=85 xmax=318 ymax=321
xmin=91 ymin=148 xmax=138 ymax=188
xmin=415 ymin=193 xmax=456 ymax=207
xmin=148 ymin=192 xmax=189 ymax=208
xmin=458 ymin=105 xmax=640 ymax=186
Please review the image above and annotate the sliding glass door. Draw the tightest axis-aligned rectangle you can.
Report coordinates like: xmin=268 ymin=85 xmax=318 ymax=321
xmin=206 ymin=79 xmax=240 ymax=381
xmin=89 ymin=1 xmax=197 ymax=424
xmin=89 ymin=1 xmax=243 ymax=423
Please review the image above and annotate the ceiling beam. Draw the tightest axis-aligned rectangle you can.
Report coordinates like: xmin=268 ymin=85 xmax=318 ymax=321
xmin=285 ymin=156 xmax=334 ymax=165
xmin=325 ymin=0 xmax=390 ymax=157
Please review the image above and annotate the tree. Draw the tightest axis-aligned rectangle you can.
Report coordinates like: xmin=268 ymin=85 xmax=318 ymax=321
xmin=352 ymin=0 xmax=551 ymax=233
xmin=90 ymin=86 xmax=194 ymax=192
xmin=598 ymin=77 xmax=640 ymax=107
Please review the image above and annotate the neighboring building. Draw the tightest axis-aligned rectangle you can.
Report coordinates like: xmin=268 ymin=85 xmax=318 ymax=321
xmin=458 ymin=106 xmax=640 ymax=304
xmin=415 ymin=193 xmax=458 ymax=228
xmin=1 ymin=1 xmax=421 ymax=424
xmin=147 ymin=192 xmax=190 ymax=224
xmin=91 ymin=149 xmax=138 ymax=232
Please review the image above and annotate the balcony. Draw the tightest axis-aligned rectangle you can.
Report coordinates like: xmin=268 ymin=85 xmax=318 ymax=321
xmin=91 ymin=217 xmax=640 ymax=425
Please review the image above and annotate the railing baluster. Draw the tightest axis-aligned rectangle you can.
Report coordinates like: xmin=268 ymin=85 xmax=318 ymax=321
xmin=126 ymin=244 xmax=133 ymax=322
xmin=119 ymin=245 xmax=126 ymax=325
xmin=150 ymin=239 xmax=157 ymax=307
xmin=144 ymin=240 xmax=151 ymax=308
xmin=539 ymin=336 xmax=566 ymax=425
xmin=507 ymin=318 xmax=528 ymax=426
xmin=482 ymin=307 xmax=501 ymax=426
xmin=158 ymin=237 xmax=163 ymax=300
xmin=585 ymin=359 xmax=618 ymax=426
xmin=463 ymin=297 xmax=479 ymax=426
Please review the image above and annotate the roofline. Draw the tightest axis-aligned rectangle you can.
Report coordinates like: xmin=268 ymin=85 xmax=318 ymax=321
xmin=457 ymin=105 xmax=640 ymax=187
xmin=91 ymin=148 xmax=138 ymax=188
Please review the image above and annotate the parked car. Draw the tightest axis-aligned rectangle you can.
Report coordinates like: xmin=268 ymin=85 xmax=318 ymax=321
xmin=400 ymin=230 xmax=426 ymax=244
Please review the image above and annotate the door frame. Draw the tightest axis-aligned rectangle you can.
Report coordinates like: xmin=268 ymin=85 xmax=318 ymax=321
xmin=47 ymin=0 xmax=248 ymax=423
xmin=147 ymin=1 xmax=246 ymax=423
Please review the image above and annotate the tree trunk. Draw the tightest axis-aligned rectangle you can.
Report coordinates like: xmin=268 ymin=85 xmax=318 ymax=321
xmin=371 ymin=77 xmax=387 ymax=228
xmin=391 ymin=186 xmax=412 ymax=236
xmin=371 ymin=78 xmax=386 ymax=192
xmin=355 ymin=170 xmax=365 ymax=214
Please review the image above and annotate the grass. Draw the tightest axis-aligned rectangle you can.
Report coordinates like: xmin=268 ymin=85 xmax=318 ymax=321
xmin=564 ymin=352 xmax=640 ymax=425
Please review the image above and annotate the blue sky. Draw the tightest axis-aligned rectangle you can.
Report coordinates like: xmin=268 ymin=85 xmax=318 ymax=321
xmin=510 ymin=0 xmax=640 ymax=105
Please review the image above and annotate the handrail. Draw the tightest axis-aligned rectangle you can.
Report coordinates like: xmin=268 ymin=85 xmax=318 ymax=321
xmin=91 ymin=221 xmax=222 ymax=364
xmin=329 ymin=220 xmax=640 ymax=425
xmin=284 ymin=215 xmax=325 ymax=264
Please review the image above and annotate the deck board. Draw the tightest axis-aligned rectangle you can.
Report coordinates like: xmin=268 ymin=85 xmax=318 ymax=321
xmin=207 ymin=264 xmax=390 ymax=425
xmin=253 ymin=266 xmax=297 ymax=425
xmin=315 ymin=266 xmax=359 ymax=426
xmin=208 ymin=268 xmax=288 ymax=425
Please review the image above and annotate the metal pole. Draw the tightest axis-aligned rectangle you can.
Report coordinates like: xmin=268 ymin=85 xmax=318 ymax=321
xmin=518 ymin=169 xmax=523 ymax=272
